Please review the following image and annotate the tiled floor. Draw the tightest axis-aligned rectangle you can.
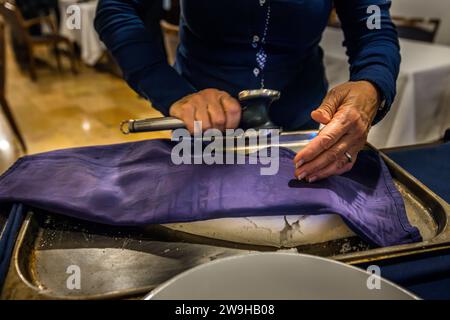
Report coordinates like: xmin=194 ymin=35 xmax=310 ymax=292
xmin=5 ymin=40 xmax=170 ymax=156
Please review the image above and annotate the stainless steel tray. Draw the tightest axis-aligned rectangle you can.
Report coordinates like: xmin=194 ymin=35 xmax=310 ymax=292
xmin=2 ymin=132 xmax=449 ymax=299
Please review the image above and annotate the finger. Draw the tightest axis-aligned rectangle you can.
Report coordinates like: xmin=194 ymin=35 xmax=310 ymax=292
xmin=177 ymin=103 xmax=196 ymax=135
xmin=294 ymin=110 xmax=351 ymax=166
xmin=169 ymin=101 xmax=185 ymax=119
xmin=207 ymin=103 xmax=226 ymax=132
xmin=305 ymin=147 xmax=360 ymax=183
xmin=311 ymin=88 xmax=345 ymax=125
xmin=194 ymin=104 xmax=212 ymax=132
xmin=295 ymin=132 xmax=358 ymax=179
xmin=221 ymin=95 xmax=241 ymax=129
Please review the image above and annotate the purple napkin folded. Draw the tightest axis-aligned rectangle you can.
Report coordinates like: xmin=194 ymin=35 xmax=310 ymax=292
xmin=0 ymin=139 xmax=421 ymax=247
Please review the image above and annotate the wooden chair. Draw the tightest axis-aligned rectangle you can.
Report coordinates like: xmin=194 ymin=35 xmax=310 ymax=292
xmin=392 ymin=16 xmax=441 ymax=43
xmin=163 ymin=0 xmax=180 ymax=25
xmin=160 ymin=19 xmax=179 ymax=66
xmin=327 ymin=5 xmax=440 ymax=44
xmin=0 ymin=1 xmax=77 ymax=81
xmin=0 ymin=20 xmax=26 ymax=152
xmin=327 ymin=8 xmax=340 ymax=29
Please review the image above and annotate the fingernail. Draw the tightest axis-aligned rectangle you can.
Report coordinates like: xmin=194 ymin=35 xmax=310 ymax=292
xmin=295 ymin=159 xmax=305 ymax=168
xmin=298 ymin=172 xmax=307 ymax=181
xmin=308 ymin=176 xmax=318 ymax=183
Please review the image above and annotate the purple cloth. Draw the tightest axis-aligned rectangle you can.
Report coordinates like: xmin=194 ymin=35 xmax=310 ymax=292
xmin=0 ymin=139 xmax=421 ymax=247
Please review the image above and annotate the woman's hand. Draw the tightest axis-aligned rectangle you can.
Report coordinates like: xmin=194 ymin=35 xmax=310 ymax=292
xmin=169 ymin=89 xmax=241 ymax=134
xmin=294 ymin=81 xmax=381 ymax=182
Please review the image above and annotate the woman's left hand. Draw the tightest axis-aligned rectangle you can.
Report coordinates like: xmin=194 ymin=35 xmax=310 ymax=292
xmin=294 ymin=81 xmax=381 ymax=182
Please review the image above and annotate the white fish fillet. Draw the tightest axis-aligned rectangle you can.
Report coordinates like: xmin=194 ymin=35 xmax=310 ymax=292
xmin=165 ymin=214 xmax=355 ymax=248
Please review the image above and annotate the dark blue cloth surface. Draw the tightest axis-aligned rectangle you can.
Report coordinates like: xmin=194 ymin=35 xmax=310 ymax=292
xmin=94 ymin=0 xmax=400 ymax=128
xmin=370 ymin=142 xmax=450 ymax=299
xmin=0 ymin=139 xmax=420 ymax=247
xmin=0 ymin=204 xmax=25 ymax=292
xmin=386 ymin=143 xmax=450 ymax=203
xmin=358 ymin=250 xmax=450 ymax=300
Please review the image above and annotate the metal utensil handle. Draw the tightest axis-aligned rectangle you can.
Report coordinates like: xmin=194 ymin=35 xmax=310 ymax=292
xmin=120 ymin=89 xmax=281 ymax=134
xmin=120 ymin=117 xmax=186 ymax=134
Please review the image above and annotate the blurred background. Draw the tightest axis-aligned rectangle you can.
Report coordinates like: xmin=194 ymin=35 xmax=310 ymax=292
xmin=0 ymin=0 xmax=449 ymax=173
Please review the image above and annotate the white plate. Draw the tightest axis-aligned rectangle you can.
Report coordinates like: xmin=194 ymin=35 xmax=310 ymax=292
xmin=145 ymin=253 xmax=419 ymax=300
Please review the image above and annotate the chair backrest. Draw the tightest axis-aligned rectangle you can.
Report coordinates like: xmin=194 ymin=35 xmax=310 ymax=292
xmin=160 ymin=19 xmax=180 ymax=65
xmin=0 ymin=21 xmax=5 ymax=95
xmin=0 ymin=21 xmax=26 ymax=163
xmin=0 ymin=2 xmax=30 ymax=44
xmin=163 ymin=0 xmax=180 ymax=25
xmin=392 ymin=16 xmax=441 ymax=43
xmin=327 ymin=10 xmax=440 ymax=43
xmin=327 ymin=8 xmax=340 ymax=28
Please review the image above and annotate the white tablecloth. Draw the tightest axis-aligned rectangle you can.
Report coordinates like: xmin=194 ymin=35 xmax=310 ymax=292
xmin=59 ymin=0 xmax=104 ymax=66
xmin=321 ymin=27 xmax=450 ymax=148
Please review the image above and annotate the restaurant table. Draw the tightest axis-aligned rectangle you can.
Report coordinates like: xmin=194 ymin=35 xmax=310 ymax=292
xmin=358 ymin=248 xmax=450 ymax=300
xmin=357 ymin=140 xmax=450 ymax=300
xmin=58 ymin=0 xmax=104 ymax=66
xmin=321 ymin=27 xmax=450 ymax=149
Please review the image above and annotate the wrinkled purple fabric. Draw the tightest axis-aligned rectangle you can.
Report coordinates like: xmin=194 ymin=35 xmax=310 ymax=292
xmin=0 ymin=139 xmax=421 ymax=247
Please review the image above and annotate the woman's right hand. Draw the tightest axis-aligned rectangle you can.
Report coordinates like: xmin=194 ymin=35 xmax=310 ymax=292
xmin=169 ymin=89 xmax=241 ymax=134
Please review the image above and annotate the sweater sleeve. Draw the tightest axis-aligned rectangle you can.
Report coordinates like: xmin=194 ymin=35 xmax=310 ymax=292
xmin=94 ymin=0 xmax=197 ymax=116
xmin=334 ymin=0 xmax=401 ymax=124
